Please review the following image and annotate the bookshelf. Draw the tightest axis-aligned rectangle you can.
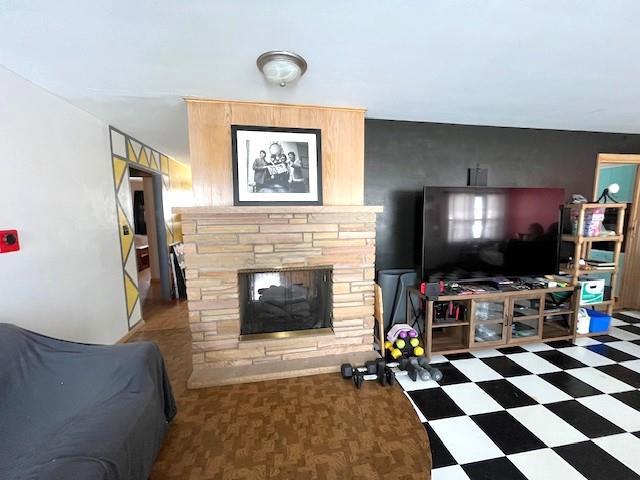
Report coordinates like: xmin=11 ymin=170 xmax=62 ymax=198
xmin=561 ymin=203 xmax=626 ymax=317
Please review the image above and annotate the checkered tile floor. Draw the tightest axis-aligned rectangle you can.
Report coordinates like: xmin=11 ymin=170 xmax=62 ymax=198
xmin=399 ymin=311 xmax=640 ymax=480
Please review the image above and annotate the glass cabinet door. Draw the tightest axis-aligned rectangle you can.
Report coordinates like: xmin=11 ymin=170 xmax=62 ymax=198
xmin=509 ymin=294 xmax=543 ymax=342
xmin=471 ymin=300 xmax=506 ymax=346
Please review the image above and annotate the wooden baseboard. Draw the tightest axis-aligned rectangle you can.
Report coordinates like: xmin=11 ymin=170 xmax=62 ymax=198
xmin=116 ymin=319 xmax=145 ymax=344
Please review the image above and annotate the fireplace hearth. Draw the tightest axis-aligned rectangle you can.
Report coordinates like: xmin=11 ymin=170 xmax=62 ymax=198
xmin=239 ymin=266 xmax=332 ymax=336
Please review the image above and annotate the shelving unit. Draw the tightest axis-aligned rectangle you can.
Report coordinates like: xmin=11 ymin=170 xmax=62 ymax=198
xmin=560 ymin=202 xmax=626 ymax=317
xmin=561 ymin=234 xmax=623 ymax=243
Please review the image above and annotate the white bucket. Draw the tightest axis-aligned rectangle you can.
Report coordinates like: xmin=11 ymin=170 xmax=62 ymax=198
xmin=577 ymin=308 xmax=591 ymax=334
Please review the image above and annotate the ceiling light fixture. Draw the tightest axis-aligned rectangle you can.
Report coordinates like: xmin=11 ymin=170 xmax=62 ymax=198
xmin=257 ymin=51 xmax=307 ymax=87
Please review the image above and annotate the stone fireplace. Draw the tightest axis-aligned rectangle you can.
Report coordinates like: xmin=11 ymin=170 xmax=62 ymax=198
xmin=175 ymin=205 xmax=383 ymax=387
xmin=238 ymin=266 xmax=333 ymax=336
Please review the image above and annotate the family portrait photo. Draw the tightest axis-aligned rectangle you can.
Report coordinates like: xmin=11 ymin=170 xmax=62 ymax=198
xmin=231 ymin=125 xmax=322 ymax=205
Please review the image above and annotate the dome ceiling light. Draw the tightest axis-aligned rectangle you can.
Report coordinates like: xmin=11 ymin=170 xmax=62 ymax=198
xmin=256 ymin=51 xmax=308 ymax=87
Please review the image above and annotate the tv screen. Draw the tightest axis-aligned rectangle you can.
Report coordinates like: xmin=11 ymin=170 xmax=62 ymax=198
xmin=422 ymin=186 xmax=565 ymax=282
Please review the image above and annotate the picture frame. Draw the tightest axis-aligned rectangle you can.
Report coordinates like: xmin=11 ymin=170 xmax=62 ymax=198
xmin=231 ymin=125 xmax=322 ymax=206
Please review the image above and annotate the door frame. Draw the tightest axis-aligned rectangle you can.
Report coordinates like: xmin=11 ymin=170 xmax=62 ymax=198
xmin=128 ymin=165 xmax=172 ymax=305
xmin=594 ymin=153 xmax=640 ymax=309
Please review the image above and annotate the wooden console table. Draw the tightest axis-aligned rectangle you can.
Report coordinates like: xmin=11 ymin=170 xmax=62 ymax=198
xmin=408 ymin=284 xmax=582 ymax=359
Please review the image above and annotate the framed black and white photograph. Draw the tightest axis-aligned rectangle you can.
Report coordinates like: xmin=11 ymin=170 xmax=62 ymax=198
xmin=231 ymin=125 xmax=322 ymax=205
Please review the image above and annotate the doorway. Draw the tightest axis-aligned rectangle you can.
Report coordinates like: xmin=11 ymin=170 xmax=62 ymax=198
xmin=127 ymin=166 xmax=173 ymax=322
xmin=594 ymin=154 xmax=640 ymax=309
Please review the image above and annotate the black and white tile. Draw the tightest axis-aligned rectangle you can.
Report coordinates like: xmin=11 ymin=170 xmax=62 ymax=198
xmin=399 ymin=310 xmax=640 ymax=479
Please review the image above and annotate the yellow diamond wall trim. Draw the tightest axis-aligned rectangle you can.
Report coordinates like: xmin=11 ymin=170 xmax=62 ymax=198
xmin=126 ymin=139 xmax=138 ymax=163
xmin=109 ymin=126 xmax=192 ymax=329
xmin=124 ymin=272 xmax=139 ymax=317
xmin=112 ymin=156 xmax=127 ymax=190
xmin=139 ymin=147 xmax=149 ymax=167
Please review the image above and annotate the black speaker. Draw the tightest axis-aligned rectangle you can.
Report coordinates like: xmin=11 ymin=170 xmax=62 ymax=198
xmin=467 ymin=166 xmax=488 ymax=186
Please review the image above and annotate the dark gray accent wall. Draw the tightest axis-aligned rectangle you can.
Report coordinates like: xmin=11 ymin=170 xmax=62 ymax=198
xmin=365 ymin=119 xmax=640 ymax=272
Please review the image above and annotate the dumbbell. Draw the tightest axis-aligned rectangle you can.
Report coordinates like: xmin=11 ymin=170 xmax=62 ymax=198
xmin=377 ymin=365 xmax=395 ymax=386
xmin=342 ymin=362 xmax=384 ymax=389
xmin=398 ymin=329 xmax=418 ymax=340
xmin=409 ymin=357 xmax=431 ymax=381
xmin=366 ymin=360 xmax=379 ymax=375
xmin=398 ymin=358 xmax=414 ymax=380
xmin=343 ymin=359 xmax=385 ymax=378
xmin=341 ymin=363 xmax=354 ymax=379
xmin=344 ymin=365 xmax=368 ymax=389
xmin=353 ymin=370 xmax=364 ymax=389
xmin=417 ymin=358 xmax=444 ymax=382
xmin=399 ymin=357 xmax=430 ymax=381
xmin=398 ymin=357 xmax=421 ymax=381
xmin=375 ymin=358 xmax=395 ymax=387
xmin=341 ymin=364 xmax=365 ymax=389
xmin=376 ymin=358 xmax=397 ymax=387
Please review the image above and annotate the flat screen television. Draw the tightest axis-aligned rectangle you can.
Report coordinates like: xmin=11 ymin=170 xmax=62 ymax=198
xmin=421 ymin=186 xmax=566 ymax=282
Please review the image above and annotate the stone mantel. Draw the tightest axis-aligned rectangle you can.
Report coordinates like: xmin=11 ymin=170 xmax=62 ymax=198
xmin=174 ymin=205 xmax=383 ymax=215
xmin=176 ymin=204 xmax=383 ymax=387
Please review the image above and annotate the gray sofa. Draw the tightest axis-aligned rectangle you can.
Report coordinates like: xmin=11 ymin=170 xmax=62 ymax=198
xmin=0 ymin=323 xmax=176 ymax=480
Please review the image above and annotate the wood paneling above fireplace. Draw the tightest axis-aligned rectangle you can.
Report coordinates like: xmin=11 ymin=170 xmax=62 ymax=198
xmin=185 ymin=99 xmax=366 ymax=206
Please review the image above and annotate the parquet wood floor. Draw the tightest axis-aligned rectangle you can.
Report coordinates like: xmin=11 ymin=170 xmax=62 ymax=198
xmin=138 ymin=272 xmax=189 ymax=332
xmin=129 ymin=310 xmax=431 ymax=479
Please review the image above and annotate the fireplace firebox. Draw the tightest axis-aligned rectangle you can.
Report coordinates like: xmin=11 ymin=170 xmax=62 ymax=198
xmin=238 ymin=266 xmax=333 ymax=337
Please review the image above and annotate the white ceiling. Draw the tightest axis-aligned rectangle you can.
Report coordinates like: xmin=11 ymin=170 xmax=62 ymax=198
xmin=2 ymin=1 xmax=640 ymax=163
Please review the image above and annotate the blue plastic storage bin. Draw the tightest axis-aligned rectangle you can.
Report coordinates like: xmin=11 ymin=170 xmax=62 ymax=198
xmin=588 ymin=310 xmax=611 ymax=333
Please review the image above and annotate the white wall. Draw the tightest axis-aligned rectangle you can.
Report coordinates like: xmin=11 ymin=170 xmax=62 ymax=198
xmin=0 ymin=66 xmax=128 ymax=344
